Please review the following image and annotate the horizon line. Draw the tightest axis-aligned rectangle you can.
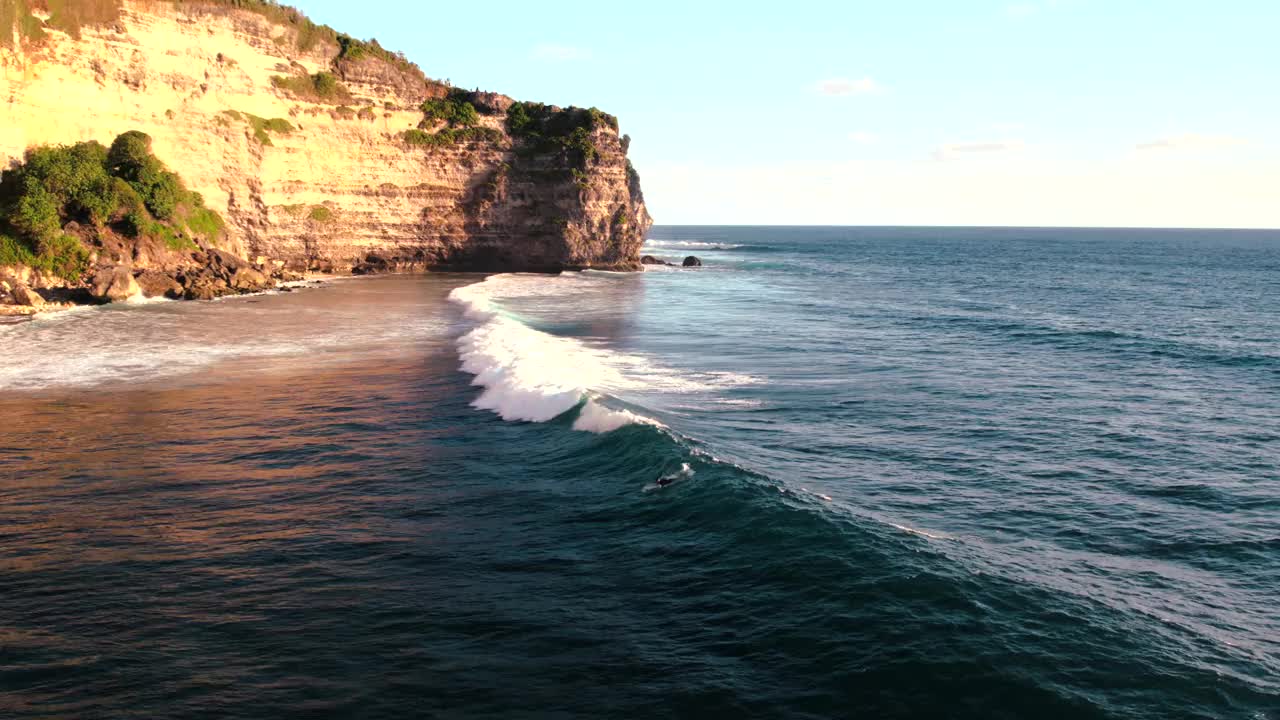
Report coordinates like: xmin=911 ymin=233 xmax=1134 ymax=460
xmin=647 ymin=223 xmax=1280 ymax=232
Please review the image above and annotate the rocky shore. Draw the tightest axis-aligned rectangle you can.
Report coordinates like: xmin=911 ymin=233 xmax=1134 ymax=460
xmin=0 ymin=250 xmax=301 ymax=315
xmin=640 ymin=254 xmax=702 ymax=268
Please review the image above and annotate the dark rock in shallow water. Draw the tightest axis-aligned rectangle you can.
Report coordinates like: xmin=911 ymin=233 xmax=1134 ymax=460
xmin=641 ymin=255 xmax=678 ymax=267
xmin=10 ymin=282 xmax=45 ymax=307
xmin=90 ymin=265 xmax=141 ymax=303
xmin=351 ymin=254 xmax=390 ymax=275
xmin=203 ymin=249 xmax=251 ymax=281
xmin=180 ymin=272 xmax=227 ymax=301
xmin=230 ymin=267 xmax=271 ymax=292
xmin=177 ymin=249 xmax=275 ymax=298
xmin=682 ymin=255 xmax=702 ymax=267
xmin=135 ymin=270 xmax=183 ymax=299
xmin=352 ymin=252 xmax=432 ymax=275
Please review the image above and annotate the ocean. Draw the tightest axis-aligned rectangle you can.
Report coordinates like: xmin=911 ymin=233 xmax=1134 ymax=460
xmin=1 ymin=226 xmax=1277 ymax=719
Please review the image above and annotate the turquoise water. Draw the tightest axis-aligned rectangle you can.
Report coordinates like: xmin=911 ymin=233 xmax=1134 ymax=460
xmin=0 ymin=226 xmax=1277 ymax=718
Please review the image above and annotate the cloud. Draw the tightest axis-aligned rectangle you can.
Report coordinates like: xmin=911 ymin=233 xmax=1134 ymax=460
xmin=815 ymin=77 xmax=881 ymax=96
xmin=1136 ymin=133 xmax=1248 ymax=151
xmin=932 ymin=139 xmax=1026 ymax=161
xmin=849 ymin=131 xmax=878 ymax=144
xmin=531 ymin=44 xmax=590 ymax=61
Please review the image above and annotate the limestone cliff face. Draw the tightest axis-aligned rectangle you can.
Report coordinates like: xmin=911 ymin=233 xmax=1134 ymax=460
xmin=0 ymin=1 xmax=651 ymax=271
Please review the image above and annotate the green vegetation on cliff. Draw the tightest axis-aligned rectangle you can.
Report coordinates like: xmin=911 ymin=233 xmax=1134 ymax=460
xmin=221 ymin=111 xmax=294 ymax=146
xmin=505 ymin=103 xmax=618 ymax=166
xmin=402 ymin=91 xmax=497 ymax=148
xmin=402 ymin=127 xmax=503 ymax=148
xmin=421 ymin=94 xmax=479 ymax=128
xmin=270 ymin=71 xmax=353 ymax=103
xmin=0 ymin=131 xmax=225 ymax=278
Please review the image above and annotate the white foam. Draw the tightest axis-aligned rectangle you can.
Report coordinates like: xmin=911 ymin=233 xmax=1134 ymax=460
xmin=800 ymin=487 xmax=834 ymax=502
xmin=643 ymin=240 xmax=742 ymax=250
xmin=450 ymin=275 xmax=669 ymax=433
xmin=889 ymin=522 xmax=950 ymax=541
xmin=573 ymin=397 xmax=664 ymax=433
xmin=125 ymin=291 xmax=173 ymax=305
xmin=668 ymin=462 xmax=695 ymax=480
xmin=1 ymin=279 xmax=450 ymax=392
xmin=449 ymin=273 xmax=764 ymax=433
xmin=456 ymin=316 xmax=595 ymax=422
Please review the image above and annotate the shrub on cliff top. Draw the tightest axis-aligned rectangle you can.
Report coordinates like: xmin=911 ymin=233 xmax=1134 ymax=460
xmin=0 ymin=131 xmax=227 ymax=278
xmin=334 ymin=33 xmax=417 ymax=74
xmin=505 ymin=102 xmax=612 ymax=166
xmin=108 ymin=131 xmax=186 ymax=219
xmin=507 ymin=103 xmax=616 ymax=139
xmin=421 ymin=96 xmax=479 ymax=128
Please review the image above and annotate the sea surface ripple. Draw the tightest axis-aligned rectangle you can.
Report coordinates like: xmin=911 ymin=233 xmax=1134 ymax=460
xmin=1 ymin=227 xmax=1277 ymax=719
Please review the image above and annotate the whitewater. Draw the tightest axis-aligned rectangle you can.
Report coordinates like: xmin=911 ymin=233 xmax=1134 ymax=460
xmin=448 ymin=272 xmax=758 ymax=434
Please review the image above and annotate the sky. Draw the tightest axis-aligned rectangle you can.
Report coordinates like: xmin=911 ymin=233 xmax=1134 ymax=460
xmin=299 ymin=0 xmax=1278 ymax=228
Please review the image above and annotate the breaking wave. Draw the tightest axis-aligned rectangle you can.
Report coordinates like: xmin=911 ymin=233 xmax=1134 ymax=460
xmin=449 ymin=273 xmax=760 ymax=433
xmin=642 ymin=240 xmax=742 ymax=251
xmin=449 ymin=274 xmax=672 ymax=434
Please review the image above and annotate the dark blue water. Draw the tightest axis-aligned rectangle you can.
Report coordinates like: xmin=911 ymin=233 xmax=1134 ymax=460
xmin=1 ymin=227 xmax=1277 ymax=719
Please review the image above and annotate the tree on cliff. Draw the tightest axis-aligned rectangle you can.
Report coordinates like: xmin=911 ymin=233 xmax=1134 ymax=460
xmin=0 ymin=131 xmax=225 ymax=278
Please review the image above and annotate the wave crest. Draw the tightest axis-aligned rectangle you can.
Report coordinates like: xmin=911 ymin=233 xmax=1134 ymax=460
xmin=643 ymin=240 xmax=742 ymax=250
xmin=449 ymin=275 xmax=665 ymax=433
xmin=574 ymin=398 xmax=664 ymax=433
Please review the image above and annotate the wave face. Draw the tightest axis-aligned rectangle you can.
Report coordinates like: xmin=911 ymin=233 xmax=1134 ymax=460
xmin=2 ymin=228 xmax=1279 ymax=719
xmin=449 ymin=275 xmax=655 ymax=432
xmin=448 ymin=273 xmax=753 ymax=433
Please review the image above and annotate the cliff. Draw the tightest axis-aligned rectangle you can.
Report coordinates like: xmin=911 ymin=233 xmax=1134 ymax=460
xmin=0 ymin=0 xmax=651 ymax=276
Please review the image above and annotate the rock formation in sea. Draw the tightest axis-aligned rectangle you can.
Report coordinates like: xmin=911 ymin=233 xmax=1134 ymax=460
xmin=0 ymin=0 xmax=651 ymax=294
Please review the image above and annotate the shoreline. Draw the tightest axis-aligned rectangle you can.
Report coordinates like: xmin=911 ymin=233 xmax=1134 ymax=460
xmin=0 ymin=272 xmax=481 ymax=396
xmin=0 ymin=271 xmax=342 ymax=321
xmin=0 ymin=251 xmax=695 ymax=321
